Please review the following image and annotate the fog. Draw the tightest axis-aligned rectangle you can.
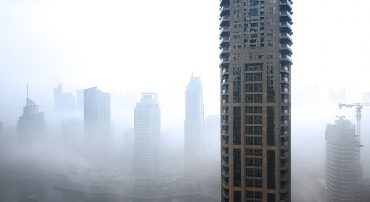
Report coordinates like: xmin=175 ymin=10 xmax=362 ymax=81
xmin=1 ymin=0 xmax=370 ymax=201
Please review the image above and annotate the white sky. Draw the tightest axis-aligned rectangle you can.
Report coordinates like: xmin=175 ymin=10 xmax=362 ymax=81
xmin=1 ymin=0 xmax=370 ymax=129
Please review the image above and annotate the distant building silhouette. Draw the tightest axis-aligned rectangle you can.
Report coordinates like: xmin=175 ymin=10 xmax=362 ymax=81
xmin=84 ymin=87 xmax=111 ymax=153
xmin=325 ymin=117 xmax=362 ymax=202
xmin=17 ymin=86 xmax=45 ymax=141
xmin=53 ymin=84 xmax=75 ymax=111
xmin=134 ymin=93 xmax=160 ymax=184
xmin=184 ymin=75 xmax=204 ymax=173
xmin=0 ymin=121 xmax=3 ymax=135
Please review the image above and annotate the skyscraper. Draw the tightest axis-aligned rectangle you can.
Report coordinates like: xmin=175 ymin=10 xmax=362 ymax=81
xmin=17 ymin=86 xmax=45 ymax=141
xmin=184 ymin=75 xmax=204 ymax=173
xmin=325 ymin=118 xmax=362 ymax=202
xmin=134 ymin=93 xmax=160 ymax=184
xmin=84 ymin=87 xmax=111 ymax=153
xmin=53 ymin=84 xmax=75 ymax=111
xmin=219 ymin=0 xmax=292 ymax=201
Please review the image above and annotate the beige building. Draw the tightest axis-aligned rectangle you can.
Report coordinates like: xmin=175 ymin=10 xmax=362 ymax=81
xmin=219 ymin=0 xmax=292 ymax=201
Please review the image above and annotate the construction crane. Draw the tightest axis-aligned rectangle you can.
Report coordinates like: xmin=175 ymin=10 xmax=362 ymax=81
xmin=339 ymin=102 xmax=370 ymax=142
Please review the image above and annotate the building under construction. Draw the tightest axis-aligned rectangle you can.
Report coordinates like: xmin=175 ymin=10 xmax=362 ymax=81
xmin=325 ymin=117 xmax=362 ymax=202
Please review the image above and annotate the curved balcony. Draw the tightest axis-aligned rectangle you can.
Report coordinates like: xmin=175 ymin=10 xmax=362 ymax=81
xmin=220 ymin=57 xmax=230 ymax=66
xmin=281 ymin=76 xmax=289 ymax=83
xmin=280 ymin=54 xmax=292 ymax=65
xmin=280 ymin=33 xmax=293 ymax=45
xmin=220 ymin=0 xmax=230 ymax=7
xmin=220 ymin=16 xmax=230 ymax=26
xmin=220 ymin=4 xmax=230 ymax=16
xmin=220 ymin=46 xmax=230 ymax=58
xmin=280 ymin=10 xmax=292 ymax=22
xmin=221 ymin=67 xmax=229 ymax=75
xmin=280 ymin=0 xmax=292 ymax=12
xmin=280 ymin=22 xmax=293 ymax=35
xmin=279 ymin=43 xmax=292 ymax=55
xmin=280 ymin=65 xmax=290 ymax=73
xmin=220 ymin=26 xmax=230 ymax=38
xmin=220 ymin=36 xmax=230 ymax=47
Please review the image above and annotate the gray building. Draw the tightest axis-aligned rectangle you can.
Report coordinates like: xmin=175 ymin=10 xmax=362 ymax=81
xmin=53 ymin=84 xmax=75 ymax=111
xmin=17 ymin=89 xmax=45 ymax=141
xmin=184 ymin=75 xmax=204 ymax=173
xmin=134 ymin=93 xmax=160 ymax=184
xmin=219 ymin=0 xmax=292 ymax=201
xmin=84 ymin=87 xmax=111 ymax=153
xmin=325 ymin=118 xmax=362 ymax=202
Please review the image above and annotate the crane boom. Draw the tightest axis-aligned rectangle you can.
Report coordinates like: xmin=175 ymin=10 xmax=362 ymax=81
xmin=338 ymin=102 xmax=370 ymax=145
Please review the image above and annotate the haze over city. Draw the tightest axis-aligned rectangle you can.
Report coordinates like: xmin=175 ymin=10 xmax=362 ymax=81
xmin=1 ymin=0 xmax=370 ymax=201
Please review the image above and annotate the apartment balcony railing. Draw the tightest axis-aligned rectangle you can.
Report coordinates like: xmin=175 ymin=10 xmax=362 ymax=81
xmin=280 ymin=43 xmax=292 ymax=54
xmin=280 ymin=33 xmax=293 ymax=45
xmin=280 ymin=10 xmax=292 ymax=22
xmin=280 ymin=54 xmax=292 ymax=64
xmin=280 ymin=0 xmax=292 ymax=12
xmin=280 ymin=21 xmax=293 ymax=34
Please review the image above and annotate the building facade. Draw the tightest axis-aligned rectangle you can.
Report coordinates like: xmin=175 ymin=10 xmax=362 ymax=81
xmin=184 ymin=75 xmax=204 ymax=173
xmin=17 ymin=91 xmax=45 ymax=141
xmin=325 ymin=118 xmax=362 ymax=202
xmin=219 ymin=0 xmax=292 ymax=201
xmin=134 ymin=93 xmax=161 ymax=184
xmin=84 ymin=87 xmax=111 ymax=153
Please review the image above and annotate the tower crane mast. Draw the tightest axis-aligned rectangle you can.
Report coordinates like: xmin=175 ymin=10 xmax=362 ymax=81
xmin=339 ymin=102 xmax=370 ymax=144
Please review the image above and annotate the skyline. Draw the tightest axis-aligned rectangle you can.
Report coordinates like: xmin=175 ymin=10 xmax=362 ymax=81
xmin=2 ymin=0 xmax=370 ymax=128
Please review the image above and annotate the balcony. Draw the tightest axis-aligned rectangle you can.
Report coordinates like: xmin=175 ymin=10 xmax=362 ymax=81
xmin=220 ymin=26 xmax=230 ymax=37
xmin=280 ymin=65 xmax=289 ymax=73
xmin=281 ymin=163 xmax=289 ymax=170
xmin=279 ymin=43 xmax=292 ymax=55
xmin=220 ymin=57 xmax=229 ymax=66
xmin=222 ymin=169 xmax=229 ymax=177
xmin=222 ymin=68 xmax=229 ymax=75
xmin=280 ymin=54 xmax=292 ymax=65
xmin=221 ymin=160 xmax=229 ymax=166
xmin=280 ymin=21 xmax=292 ymax=34
xmin=281 ymin=130 xmax=288 ymax=136
xmin=220 ymin=4 xmax=230 ymax=16
xmin=280 ymin=153 xmax=289 ymax=160
xmin=280 ymin=10 xmax=292 ymax=22
xmin=222 ymin=150 xmax=229 ymax=157
xmin=281 ymin=119 xmax=288 ymax=125
xmin=281 ymin=76 xmax=289 ymax=83
xmin=220 ymin=0 xmax=230 ymax=7
xmin=220 ymin=16 xmax=230 ymax=26
xmin=222 ymin=88 xmax=229 ymax=95
xmin=281 ymin=88 xmax=289 ymax=94
xmin=220 ymin=36 xmax=230 ymax=45
xmin=280 ymin=0 xmax=292 ymax=12
xmin=280 ymin=33 xmax=293 ymax=45
xmin=220 ymin=46 xmax=230 ymax=57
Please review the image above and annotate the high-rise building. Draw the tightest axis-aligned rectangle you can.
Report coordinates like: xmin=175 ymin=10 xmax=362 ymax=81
xmin=325 ymin=118 xmax=362 ymax=202
xmin=219 ymin=0 xmax=292 ymax=201
xmin=134 ymin=93 xmax=160 ymax=184
xmin=53 ymin=84 xmax=75 ymax=111
xmin=184 ymin=75 xmax=204 ymax=172
xmin=17 ymin=87 xmax=45 ymax=141
xmin=84 ymin=87 xmax=111 ymax=152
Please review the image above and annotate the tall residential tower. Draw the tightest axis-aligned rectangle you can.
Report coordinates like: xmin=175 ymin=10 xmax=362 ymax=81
xmin=134 ymin=93 xmax=161 ymax=184
xmin=184 ymin=75 xmax=204 ymax=173
xmin=84 ymin=87 xmax=111 ymax=153
xmin=219 ymin=0 xmax=292 ymax=201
